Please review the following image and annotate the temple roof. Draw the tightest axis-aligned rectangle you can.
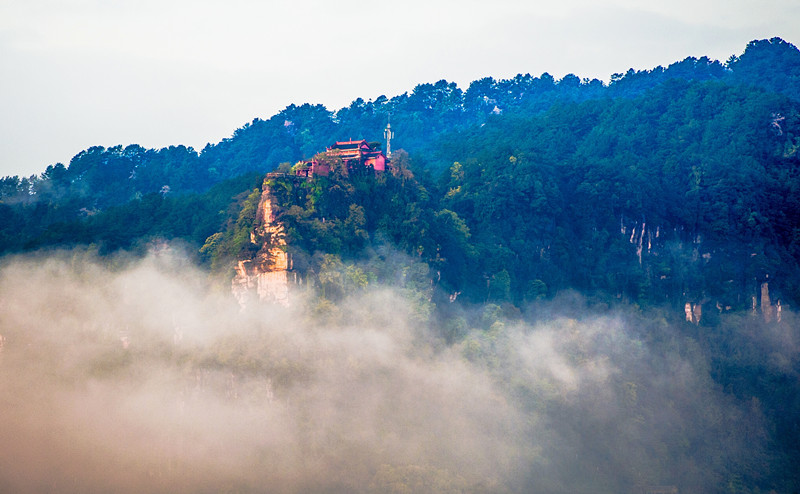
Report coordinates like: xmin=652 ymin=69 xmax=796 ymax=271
xmin=330 ymin=140 xmax=371 ymax=150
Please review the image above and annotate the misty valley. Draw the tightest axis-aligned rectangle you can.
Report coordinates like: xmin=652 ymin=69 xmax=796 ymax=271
xmin=2 ymin=38 xmax=800 ymax=493
xmin=1 ymin=252 xmax=792 ymax=493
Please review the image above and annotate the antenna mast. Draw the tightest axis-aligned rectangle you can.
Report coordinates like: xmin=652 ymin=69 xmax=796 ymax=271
xmin=384 ymin=116 xmax=394 ymax=159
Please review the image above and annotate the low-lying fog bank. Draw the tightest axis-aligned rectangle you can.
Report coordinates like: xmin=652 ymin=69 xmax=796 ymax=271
xmin=0 ymin=250 xmax=787 ymax=493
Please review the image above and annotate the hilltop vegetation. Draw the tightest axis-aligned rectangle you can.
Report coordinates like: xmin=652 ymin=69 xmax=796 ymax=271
xmin=2 ymin=38 xmax=799 ymax=315
xmin=8 ymin=39 xmax=795 ymax=310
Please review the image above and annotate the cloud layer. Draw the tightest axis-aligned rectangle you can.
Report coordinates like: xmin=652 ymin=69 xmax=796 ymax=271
xmin=0 ymin=250 xmax=771 ymax=493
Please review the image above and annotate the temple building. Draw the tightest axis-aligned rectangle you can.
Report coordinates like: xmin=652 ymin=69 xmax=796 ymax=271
xmin=294 ymin=139 xmax=390 ymax=178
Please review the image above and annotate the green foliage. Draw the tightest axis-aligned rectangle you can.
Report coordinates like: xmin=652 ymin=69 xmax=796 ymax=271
xmin=200 ymin=185 xmax=264 ymax=273
xmin=4 ymin=173 xmax=262 ymax=258
xmin=436 ymin=78 xmax=800 ymax=310
xmin=5 ymin=38 xmax=800 ymax=314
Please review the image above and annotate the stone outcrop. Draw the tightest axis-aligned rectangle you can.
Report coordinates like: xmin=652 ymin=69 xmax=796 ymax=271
xmin=231 ymin=181 xmax=295 ymax=307
xmin=759 ymin=281 xmax=782 ymax=323
xmin=686 ymin=280 xmax=782 ymax=325
xmin=684 ymin=302 xmax=702 ymax=325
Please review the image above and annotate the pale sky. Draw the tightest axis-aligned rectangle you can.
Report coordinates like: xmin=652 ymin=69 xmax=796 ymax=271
xmin=1 ymin=0 xmax=798 ymax=178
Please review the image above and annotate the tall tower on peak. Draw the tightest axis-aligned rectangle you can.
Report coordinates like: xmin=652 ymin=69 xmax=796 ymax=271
xmin=384 ymin=117 xmax=394 ymax=159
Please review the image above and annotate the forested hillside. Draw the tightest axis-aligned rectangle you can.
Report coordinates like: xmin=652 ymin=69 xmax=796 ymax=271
xmin=436 ymin=79 xmax=800 ymax=309
xmin=3 ymin=37 xmax=798 ymax=310
xmin=2 ymin=37 xmax=800 ymax=493
xmin=3 ymin=37 xmax=798 ymax=206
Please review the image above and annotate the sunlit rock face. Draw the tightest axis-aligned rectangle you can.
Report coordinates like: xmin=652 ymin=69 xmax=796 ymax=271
xmin=685 ymin=302 xmax=702 ymax=324
xmin=232 ymin=183 xmax=294 ymax=307
xmin=233 ymin=261 xmax=291 ymax=307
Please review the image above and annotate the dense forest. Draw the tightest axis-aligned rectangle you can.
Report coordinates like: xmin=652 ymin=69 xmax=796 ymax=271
xmin=2 ymin=37 xmax=800 ymax=493
xmin=4 ymin=38 xmax=798 ymax=311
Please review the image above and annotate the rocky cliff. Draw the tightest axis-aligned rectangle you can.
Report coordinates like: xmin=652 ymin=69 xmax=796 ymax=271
xmin=231 ymin=180 xmax=296 ymax=306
